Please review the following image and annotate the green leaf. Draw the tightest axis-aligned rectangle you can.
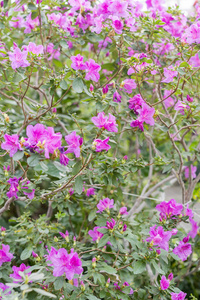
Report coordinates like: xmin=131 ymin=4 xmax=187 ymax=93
xmin=33 ymin=288 xmax=57 ymax=298
xmin=74 ymin=176 xmax=83 ymax=194
xmin=151 ymin=260 xmax=165 ymax=274
xmin=72 ymin=161 xmax=82 ymax=175
xmin=13 ymin=151 xmax=24 ymax=161
xmin=54 ymin=276 xmax=65 ymax=290
xmin=101 ymin=262 xmax=117 ymax=274
xmin=60 ymin=80 xmax=68 ymax=90
xmin=27 ymin=154 xmax=40 ymax=167
xmin=133 ymin=261 xmax=146 ymax=274
xmin=20 ymin=247 xmax=32 ymax=260
xmin=72 ymin=77 xmax=84 ymax=93
xmin=98 ymin=234 xmax=110 ymax=248
xmin=179 ymin=61 xmax=189 ymax=68
xmin=60 ymin=40 xmax=68 ymax=48
xmin=88 ymin=209 xmax=96 ymax=222
xmin=28 ymin=3 xmax=37 ymax=10
xmin=86 ymin=295 xmax=100 ymax=300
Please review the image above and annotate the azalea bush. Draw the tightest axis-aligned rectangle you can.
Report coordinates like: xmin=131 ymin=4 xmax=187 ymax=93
xmin=0 ymin=0 xmax=200 ymax=299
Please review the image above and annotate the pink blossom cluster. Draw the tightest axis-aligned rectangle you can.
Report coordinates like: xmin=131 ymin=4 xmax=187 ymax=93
xmin=7 ymin=177 xmax=35 ymax=199
xmin=129 ymin=98 xmax=155 ymax=131
xmin=46 ymin=247 xmax=83 ymax=280
xmin=71 ymin=54 xmax=101 ymax=82
xmin=1 ymin=124 xmax=84 ymax=164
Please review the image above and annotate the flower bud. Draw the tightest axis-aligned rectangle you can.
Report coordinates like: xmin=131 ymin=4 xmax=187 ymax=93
xmin=73 ymin=236 xmax=76 ymax=246
xmin=32 ymin=251 xmax=38 ymax=258
xmin=54 ymin=236 xmax=58 ymax=242
xmin=89 ymin=84 xmax=94 ymax=92
xmin=106 ymin=278 xmax=110 ymax=288
xmin=92 ymin=257 xmax=96 ymax=268
xmin=168 ymin=273 xmax=173 ymax=281
xmin=81 ymin=280 xmax=85 ymax=291
xmin=183 ymin=236 xmax=189 ymax=243
xmin=52 ymin=107 xmax=57 ymax=113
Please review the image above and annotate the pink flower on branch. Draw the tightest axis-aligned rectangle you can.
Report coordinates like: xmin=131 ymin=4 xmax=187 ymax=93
xmin=8 ymin=46 xmax=30 ymax=70
xmin=160 ymin=275 xmax=170 ymax=290
xmin=146 ymin=225 xmax=172 ymax=251
xmin=65 ymin=131 xmax=83 ymax=158
xmin=1 ymin=134 xmax=22 ymax=157
xmin=46 ymin=247 xmax=83 ymax=280
xmin=92 ymin=137 xmax=111 ymax=152
xmin=173 ymin=240 xmax=192 ymax=261
xmin=71 ymin=54 xmax=86 ymax=70
xmin=170 ymin=291 xmax=187 ymax=300
xmin=10 ymin=263 xmax=31 ymax=283
xmin=97 ymin=198 xmax=114 ymax=213
xmin=0 ymin=244 xmax=13 ymax=266
xmin=85 ymin=59 xmax=101 ymax=82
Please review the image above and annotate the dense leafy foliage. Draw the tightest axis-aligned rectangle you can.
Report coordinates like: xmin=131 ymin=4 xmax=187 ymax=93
xmin=0 ymin=0 xmax=200 ymax=299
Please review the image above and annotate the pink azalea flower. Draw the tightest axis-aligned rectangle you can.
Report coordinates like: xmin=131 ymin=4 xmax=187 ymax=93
xmin=46 ymin=247 xmax=83 ymax=280
xmin=188 ymin=218 xmax=198 ymax=239
xmin=59 ymin=147 xmax=69 ymax=166
xmin=85 ymin=59 xmax=101 ymax=82
xmin=21 ymin=181 xmax=35 ymax=200
xmin=97 ymin=198 xmax=114 ymax=213
xmin=88 ymin=226 xmax=105 ymax=242
xmin=9 ymin=16 xmax=24 ymax=28
xmin=129 ymin=94 xmax=144 ymax=113
xmin=46 ymin=43 xmax=60 ymax=60
xmin=86 ymin=188 xmax=95 ymax=197
xmin=109 ymin=0 xmax=128 ymax=18
xmin=160 ymin=275 xmax=170 ymax=290
xmin=113 ymin=90 xmax=122 ymax=102
xmin=1 ymin=134 xmax=22 ymax=157
xmin=137 ymin=103 xmax=155 ymax=126
xmin=184 ymin=165 xmax=197 ymax=179
xmin=130 ymin=119 xmax=144 ymax=131
xmin=91 ymin=112 xmax=108 ymax=129
xmin=65 ymin=131 xmax=83 ymax=158
xmin=0 ymin=244 xmax=13 ymax=266
xmin=164 ymin=90 xmax=175 ymax=108
xmin=44 ymin=127 xmax=62 ymax=159
xmin=122 ymin=79 xmax=137 ymax=94
xmin=7 ymin=177 xmax=19 ymax=198
xmin=104 ymin=113 xmax=118 ymax=132
xmin=0 ymin=283 xmax=10 ymax=296
xmin=10 ymin=263 xmax=31 ymax=283
xmin=185 ymin=204 xmax=193 ymax=218
xmin=174 ymin=100 xmax=189 ymax=115
xmin=162 ymin=67 xmax=178 ymax=83
xmin=93 ymin=137 xmax=111 ymax=152
xmin=170 ymin=291 xmax=187 ymax=300
xmin=106 ymin=218 xmax=116 ymax=229
xmin=185 ymin=22 xmax=200 ymax=44
xmin=27 ymin=42 xmax=44 ymax=55
xmin=8 ymin=46 xmax=30 ymax=70
xmin=91 ymin=112 xmax=118 ymax=132
xmin=26 ymin=123 xmax=47 ymax=146
xmin=173 ymin=240 xmax=192 ymax=261
xmin=24 ymin=13 xmax=39 ymax=34
xmin=156 ymin=199 xmax=183 ymax=219
xmin=71 ymin=54 xmax=86 ymax=70
xmin=119 ymin=206 xmax=128 ymax=215
xmin=189 ymin=52 xmax=200 ymax=67
xmin=111 ymin=16 xmax=124 ymax=34
xmin=146 ymin=225 xmax=172 ymax=251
